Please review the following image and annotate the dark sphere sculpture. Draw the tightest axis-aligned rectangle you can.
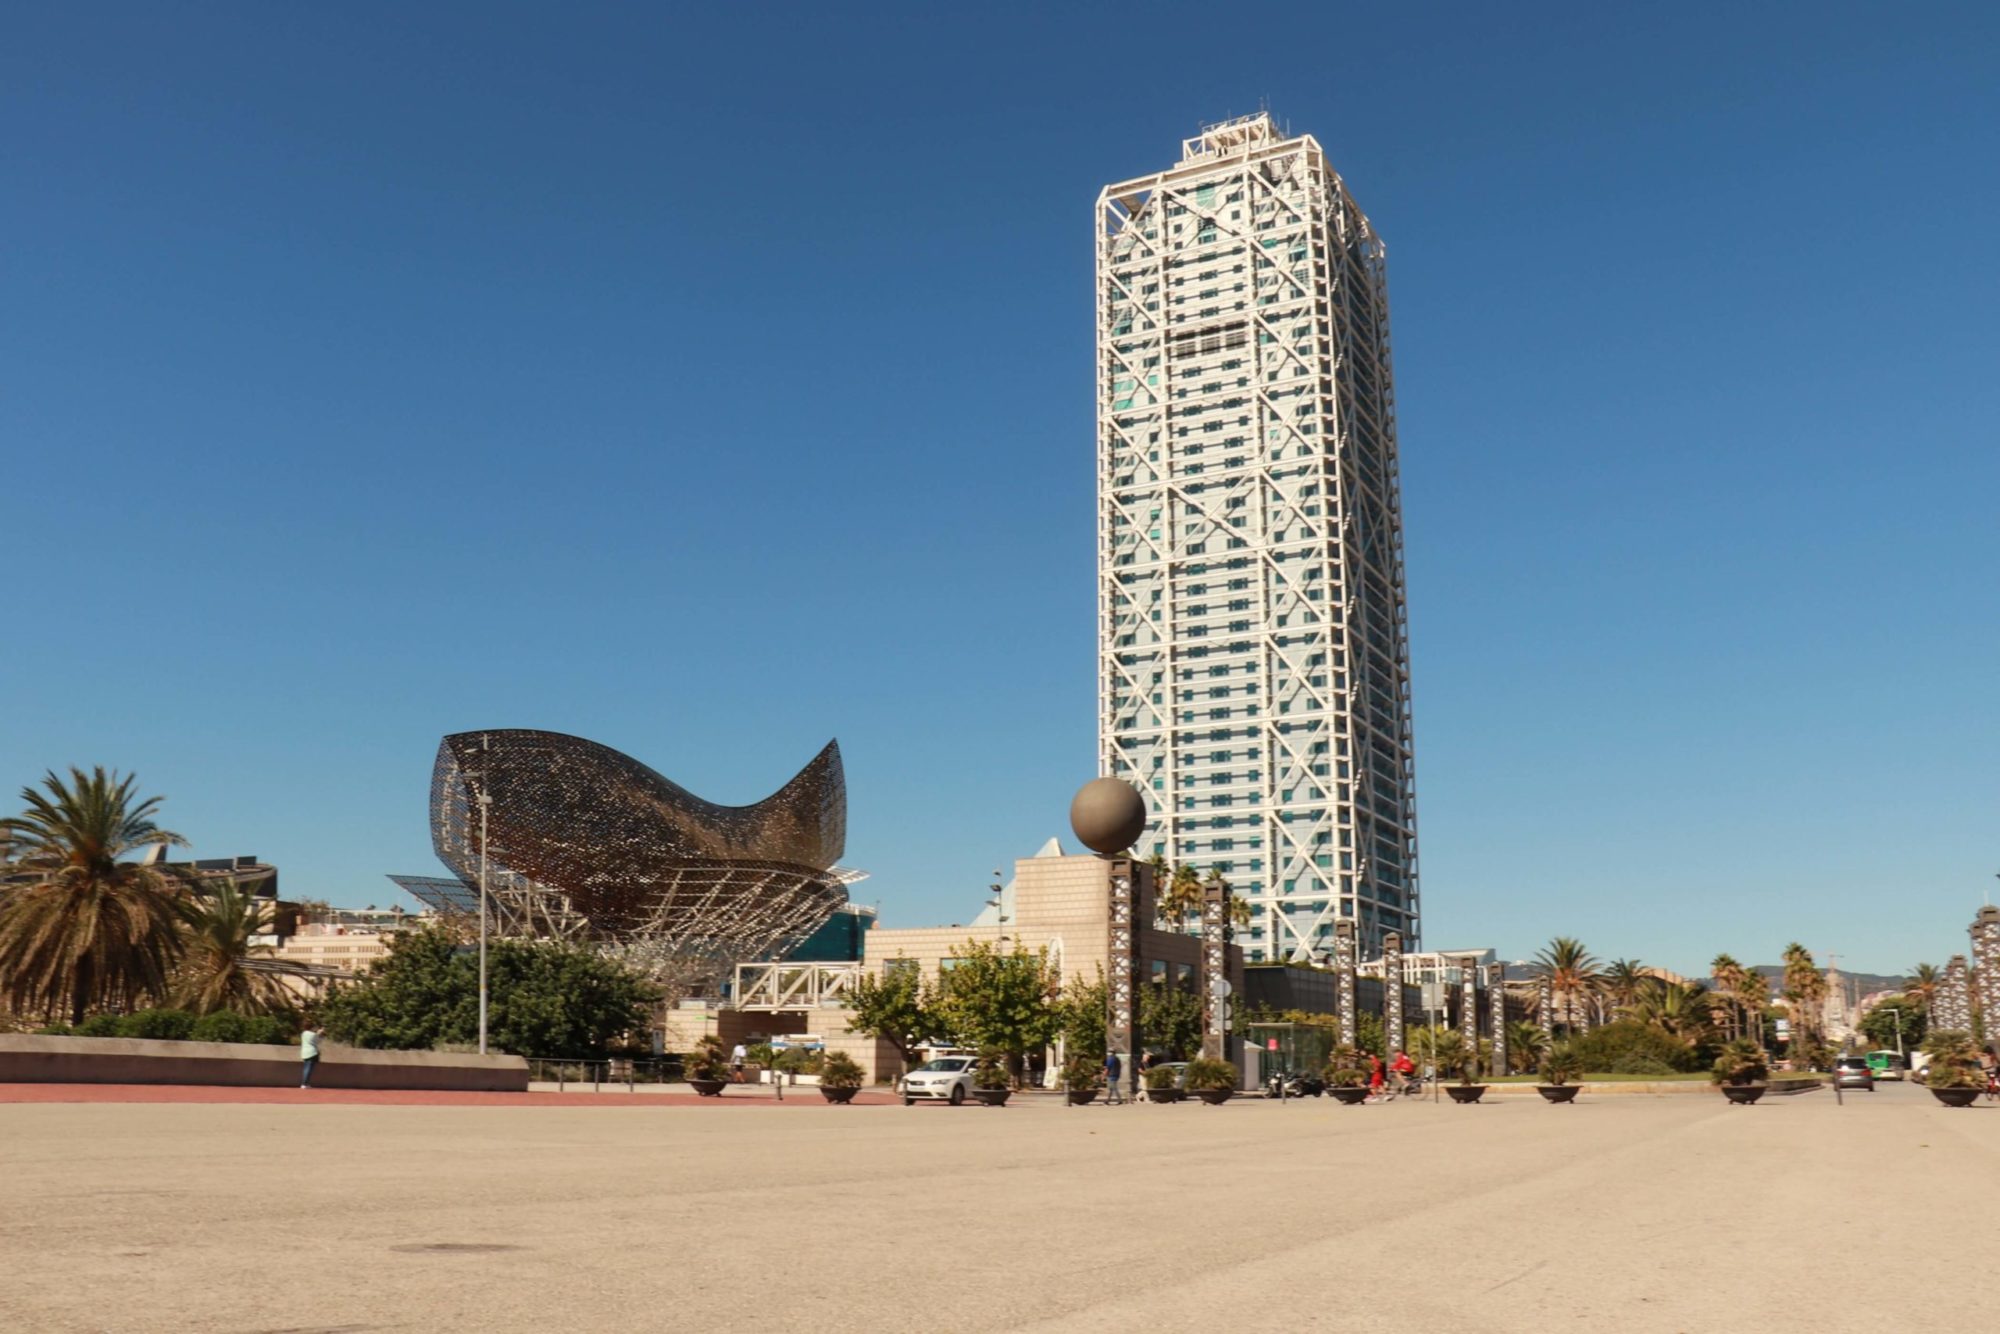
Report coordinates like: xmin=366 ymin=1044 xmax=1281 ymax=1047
xmin=1070 ymin=778 xmax=1147 ymax=856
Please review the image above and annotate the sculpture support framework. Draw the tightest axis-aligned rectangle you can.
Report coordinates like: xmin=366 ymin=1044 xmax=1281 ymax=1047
xmin=396 ymin=730 xmax=861 ymax=993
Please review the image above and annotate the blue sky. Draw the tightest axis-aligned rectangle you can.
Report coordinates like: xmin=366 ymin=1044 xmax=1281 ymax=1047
xmin=3 ymin=4 xmax=1994 ymax=977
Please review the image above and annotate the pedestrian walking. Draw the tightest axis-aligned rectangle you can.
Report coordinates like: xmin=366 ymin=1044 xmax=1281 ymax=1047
xmin=1104 ymin=1050 xmax=1124 ymax=1104
xmin=299 ymin=1023 xmax=321 ymax=1088
xmin=730 ymin=1042 xmax=748 ymax=1082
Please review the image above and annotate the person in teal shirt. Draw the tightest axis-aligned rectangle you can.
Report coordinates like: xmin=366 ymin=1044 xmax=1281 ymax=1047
xmin=300 ymin=1025 xmax=321 ymax=1088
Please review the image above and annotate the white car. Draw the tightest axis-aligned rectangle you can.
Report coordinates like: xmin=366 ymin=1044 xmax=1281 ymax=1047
xmin=901 ymin=1056 xmax=978 ymax=1106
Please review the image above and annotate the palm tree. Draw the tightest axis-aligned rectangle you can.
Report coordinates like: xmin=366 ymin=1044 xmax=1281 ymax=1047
xmin=1781 ymin=943 xmax=1826 ymax=1051
xmin=1533 ymin=937 xmax=1601 ymax=1035
xmin=1904 ymin=963 xmax=1941 ymax=1016
xmin=1155 ymin=862 xmax=1203 ymax=933
xmin=1506 ymin=1019 xmax=1548 ymax=1074
xmin=1710 ymin=954 xmax=1747 ymax=1040
xmin=1633 ymin=981 xmax=1714 ymax=1046
xmin=175 ymin=881 xmax=294 ymax=1017
xmin=0 ymin=768 xmax=190 ymax=1024
xmin=1738 ymin=970 xmax=1771 ymax=1045
xmin=1602 ymin=958 xmax=1653 ymax=1016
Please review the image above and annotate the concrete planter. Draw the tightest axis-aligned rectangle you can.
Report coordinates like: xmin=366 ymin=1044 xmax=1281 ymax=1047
xmin=1066 ymin=1088 xmax=1100 ymax=1106
xmin=1929 ymin=1086 xmax=1980 ymax=1108
xmin=820 ymin=1085 xmax=859 ymax=1104
xmin=0 ymin=1034 xmax=527 ymax=1091
xmin=1445 ymin=1085 xmax=1487 ymax=1104
xmin=1719 ymin=1084 xmax=1766 ymax=1105
xmin=1194 ymin=1088 xmax=1233 ymax=1105
xmin=1330 ymin=1087 xmax=1369 ymax=1105
xmin=687 ymin=1078 xmax=728 ymax=1097
xmin=1536 ymin=1085 xmax=1580 ymax=1103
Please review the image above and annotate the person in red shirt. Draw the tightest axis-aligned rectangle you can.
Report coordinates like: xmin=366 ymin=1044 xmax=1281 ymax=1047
xmin=1392 ymin=1049 xmax=1415 ymax=1079
xmin=1368 ymin=1054 xmax=1385 ymax=1092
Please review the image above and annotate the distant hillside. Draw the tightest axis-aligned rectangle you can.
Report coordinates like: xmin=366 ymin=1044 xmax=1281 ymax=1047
xmin=1744 ymin=964 xmax=1907 ymax=995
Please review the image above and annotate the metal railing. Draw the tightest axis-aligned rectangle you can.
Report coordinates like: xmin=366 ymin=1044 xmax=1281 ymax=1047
xmin=526 ymin=1056 xmax=685 ymax=1091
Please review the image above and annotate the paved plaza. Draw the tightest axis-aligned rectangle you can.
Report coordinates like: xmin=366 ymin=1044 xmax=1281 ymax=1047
xmin=3 ymin=1082 xmax=1990 ymax=1332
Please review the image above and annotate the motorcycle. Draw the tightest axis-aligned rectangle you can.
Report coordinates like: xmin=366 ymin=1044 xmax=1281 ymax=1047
xmin=1266 ymin=1070 xmax=1326 ymax=1098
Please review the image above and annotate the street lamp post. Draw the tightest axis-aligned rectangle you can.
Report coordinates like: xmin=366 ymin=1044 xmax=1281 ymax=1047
xmin=477 ymin=790 xmax=491 ymax=1057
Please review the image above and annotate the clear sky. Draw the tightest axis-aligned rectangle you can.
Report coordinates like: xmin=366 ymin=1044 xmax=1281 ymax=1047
xmin=3 ymin=4 xmax=1994 ymax=978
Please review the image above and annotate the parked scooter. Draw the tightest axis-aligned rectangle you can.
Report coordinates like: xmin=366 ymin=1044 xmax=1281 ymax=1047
xmin=1266 ymin=1070 xmax=1326 ymax=1098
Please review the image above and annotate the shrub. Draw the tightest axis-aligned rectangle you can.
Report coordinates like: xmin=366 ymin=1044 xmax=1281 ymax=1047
xmin=1062 ymin=1054 xmax=1101 ymax=1090
xmin=681 ymin=1035 xmax=730 ymax=1082
xmin=124 ymin=1009 xmax=198 ymax=1041
xmin=1611 ymin=1054 xmax=1678 ymax=1077
xmin=746 ymin=1042 xmax=776 ymax=1068
xmin=973 ymin=1050 xmax=1010 ymax=1090
xmin=1568 ymin=1020 xmax=1701 ymax=1074
xmin=1920 ymin=1030 xmax=1982 ymax=1087
xmin=1182 ymin=1056 xmax=1237 ymax=1092
xmin=75 ymin=1014 xmax=126 ymax=1038
xmin=820 ymin=1051 xmax=864 ymax=1089
xmin=239 ymin=1015 xmax=294 ymax=1046
xmin=1144 ymin=1063 xmax=1180 ymax=1091
xmin=1323 ymin=1044 xmax=1367 ymax=1088
xmin=1923 ymin=1061 xmax=1984 ymax=1089
xmin=773 ymin=1046 xmax=823 ymax=1075
xmin=1711 ymin=1039 xmax=1769 ymax=1086
xmin=191 ymin=1011 xmax=252 ymax=1044
xmin=1539 ymin=1045 xmax=1584 ymax=1086
xmin=34 ymin=1023 xmax=73 ymax=1036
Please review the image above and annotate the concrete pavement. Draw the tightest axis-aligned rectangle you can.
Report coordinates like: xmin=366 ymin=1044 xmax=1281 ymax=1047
xmin=2 ymin=1080 xmax=1989 ymax=1332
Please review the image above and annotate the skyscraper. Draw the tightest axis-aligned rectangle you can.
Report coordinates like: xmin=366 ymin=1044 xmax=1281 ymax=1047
xmin=1096 ymin=114 xmax=1418 ymax=963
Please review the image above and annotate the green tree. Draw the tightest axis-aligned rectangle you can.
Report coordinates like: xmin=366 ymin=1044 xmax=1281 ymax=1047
xmin=1055 ymin=970 xmax=1107 ymax=1065
xmin=1709 ymin=954 xmax=1748 ymax=1040
xmin=320 ymin=926 xmax=652 ymax=1055
xmin=0 ymin=767 xmax=190 ymax=1024
xmin=1533 ymin=937 xmax=1600 ymax=1034
xmin=1139 ymin=980 xmax=1203 ymax=1059
xmin=1354 ymin=1009 xmax=1385 ymax=1057
xmin=1904 ymin=963 xmax=1941 ymax=1016
xmin=1857 ymin=997 xmax=1925 ymax=1052
xmin=1155 ymin=863 xmax=1203 ymax=933
xmin=1506 ymin=1019 xmax=1549 ymax=1073
xmin=1781 ymin=943 xmax=1826 ymax=1054
xmin=843 ymin=962 xmax=937 ymax=1068
xmin=930 ymin=940 xmax=1060 ymax=1067
xmin=175 ymin=881 xmax=294 ymax=1017
xmin=1601 ymin=959 xmax=1653 ymax=1015
xmin=1631 ymin=981 xmax=1715 ymax=1048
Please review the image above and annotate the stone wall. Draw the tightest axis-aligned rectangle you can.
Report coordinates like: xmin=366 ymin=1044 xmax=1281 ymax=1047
xmin=0 ymin=1035 xmax=528 ymax=1091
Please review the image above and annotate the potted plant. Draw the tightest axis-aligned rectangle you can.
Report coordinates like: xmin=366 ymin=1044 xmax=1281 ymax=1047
xmin=1919 ymin=1030 xmax=1983 ymax=1107
xmin=1184 ymin=1056 xmax=1237 ymax=1105
xmin=972 ymin=1050 xmax=1013 ymax=1106
xmin=1144 ymin=1063 xmax=1183 ymax=1104
xmin=818 ymin=1051 xmax=864 ymax=1103
xmin=682 ymin=1036 xmax=731 ymax=1097
xmin=1445 ymin=1056 xmax=1488 ymax=1104
xmin=1711 ymin=1039 xmax=1769 ymax=1104
xmin=1536 ymin=1045 xmax=1583 ymax=1103
xmin=1063 ymin=1054 xmax=1101 ymax=1105
xmin=1325 ymin=1045 xmax=1369 ymax=1105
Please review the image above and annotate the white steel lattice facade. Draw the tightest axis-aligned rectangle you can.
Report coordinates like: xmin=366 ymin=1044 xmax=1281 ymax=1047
xmin=1096 ymin=114 xmax=1419 ymax=963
